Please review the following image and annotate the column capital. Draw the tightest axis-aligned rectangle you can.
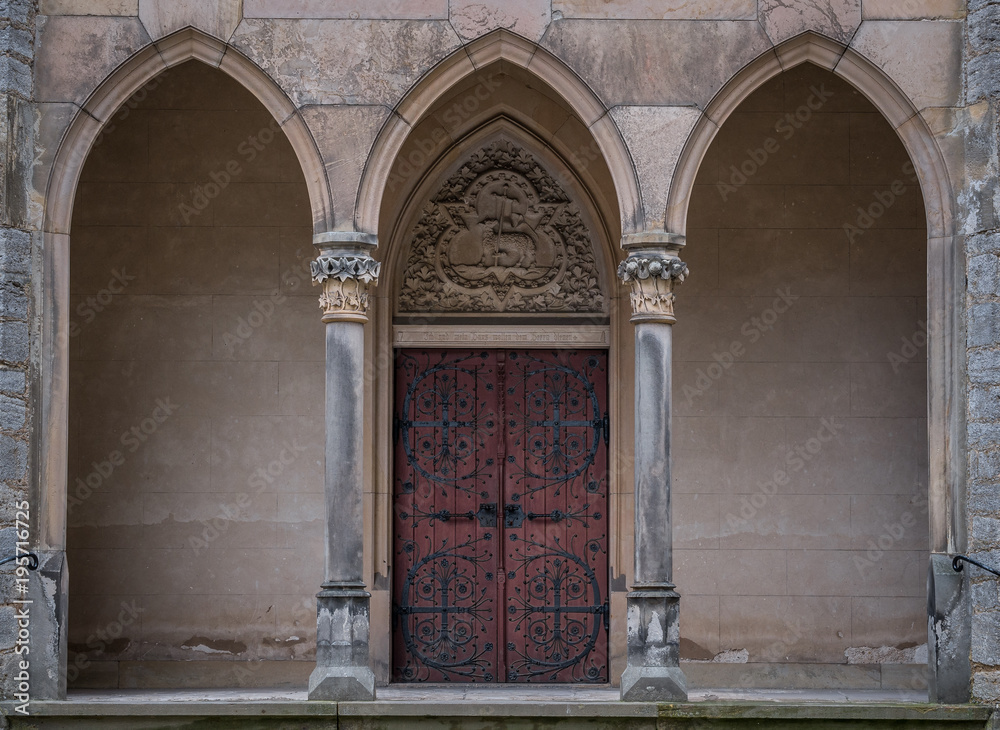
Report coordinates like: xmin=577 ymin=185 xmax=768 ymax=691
xmin=312 ymin=230 xmax=378 ymax=254
xmin=617 ymin=252 xmax=689 ymax=324
xmin=620 ymin=231 xmax=685 ymax=251
xmin=311 ymin=247 xmax=381 ymax=324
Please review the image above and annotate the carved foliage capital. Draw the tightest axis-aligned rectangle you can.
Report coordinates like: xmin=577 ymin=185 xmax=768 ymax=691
xmin=311 ymin=254 xmax=381 ymax=322
xmin=617 ymin=255 xmax=688 ymax=323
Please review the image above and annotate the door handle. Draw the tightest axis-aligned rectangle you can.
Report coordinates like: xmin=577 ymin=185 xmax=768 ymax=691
xmin=427 ymin=502 xmax=497 ymax=527
xmin=475 ymin=502 xmax=497 ymax=527
xmin=505 ymin=503 xmax=583 ymax=528
xmin=504 ymin=503 xmax=526 ymax=528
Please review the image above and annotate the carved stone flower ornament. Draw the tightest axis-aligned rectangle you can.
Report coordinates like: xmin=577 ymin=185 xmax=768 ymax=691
xmin=617 ymin=256 xmax=688 ymax=283
xmin=311 ymin=255 xmax=381 ymax=284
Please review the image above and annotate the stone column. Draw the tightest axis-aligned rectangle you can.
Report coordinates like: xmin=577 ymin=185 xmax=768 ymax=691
xmin=307 ymin=232 xmax=379 ymax=701
xmin=618 ymin=239 xmax=688 ymax=702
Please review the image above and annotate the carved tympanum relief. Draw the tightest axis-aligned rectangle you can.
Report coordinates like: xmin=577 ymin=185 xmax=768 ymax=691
xmin=398 ymin=140 xmax=605 ymax=314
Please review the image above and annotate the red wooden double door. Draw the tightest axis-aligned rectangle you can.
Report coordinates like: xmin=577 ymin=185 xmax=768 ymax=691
xmin=392 ymin=349 xmax=610 ymax=683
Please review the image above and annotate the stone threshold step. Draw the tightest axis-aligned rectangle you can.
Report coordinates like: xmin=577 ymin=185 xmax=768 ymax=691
xmin=4 ymin=700 xmax=992 ymax=729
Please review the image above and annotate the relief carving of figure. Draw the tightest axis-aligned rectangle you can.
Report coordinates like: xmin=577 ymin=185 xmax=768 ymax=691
xmin=399 ymin=139 xmax=604 ymax=314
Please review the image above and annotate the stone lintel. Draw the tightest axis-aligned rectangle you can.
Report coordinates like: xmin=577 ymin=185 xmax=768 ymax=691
xmin=393 ymin=324 xmax=610 ymax=348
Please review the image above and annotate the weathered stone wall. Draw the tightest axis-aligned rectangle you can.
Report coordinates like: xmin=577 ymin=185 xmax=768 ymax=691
xmin=65 ymin=61 xmax=321 ymax=688
xmin=0 ymin=0 xmax=40 ymax=703
xmin=965 ymin=0 xmax=1000 ymax=704
xmin=675 ymin=63 xmax=929 ymax=670
xmin=10 ymin=0 xmax=977 ymax=697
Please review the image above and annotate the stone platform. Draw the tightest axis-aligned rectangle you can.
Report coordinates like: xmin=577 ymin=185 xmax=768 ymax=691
xmin=1 ymin=687 xmax=992 ymax=729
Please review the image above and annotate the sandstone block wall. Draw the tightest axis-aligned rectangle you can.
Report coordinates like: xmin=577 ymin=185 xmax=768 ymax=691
xmin=0 ymin=0 xmax=988 ymax=699
xmin=675 ymin=64 xmax=928 ymax=668
xmin=66 ymin=61 xmax=322 ymax=688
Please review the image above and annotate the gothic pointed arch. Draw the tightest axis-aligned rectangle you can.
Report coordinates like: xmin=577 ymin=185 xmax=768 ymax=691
xmin=357 ymin=30 xmax=642 ymax=238
xmin=666 ymin=31 xmax=955 ymax=241
xmin=381 ymin=114 xmax=617 ymax=685
xmin=37 ymin=27 xmax=331 ymax=551
xmin=45 ymin=27 xmax=332 ymax=236
xmin=668 ymin=30 xmax=961 ymax=550
xmin=669 ymin=29 xmax=965 ymax=699
xmin=392 ymin=126 xmax=609 ymax=319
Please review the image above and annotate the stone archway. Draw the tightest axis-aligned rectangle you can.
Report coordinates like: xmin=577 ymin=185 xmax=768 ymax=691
xmin=40 ymin=28 xmax=332 ymax=695
xmin=356 ymin=30 xmax=642 ymax=238
xmin=666 ymin=32 xmax=963 ymax=701
xmin=386 ymin=129 xmax=614 ymax=684
xmin=361 ymin=65 xmax=635 ymax=679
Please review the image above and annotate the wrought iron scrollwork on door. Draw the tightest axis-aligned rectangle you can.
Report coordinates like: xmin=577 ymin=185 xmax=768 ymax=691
xmin=393 ymin=350 xmax=501 ymax=682
xmin=394 ymin=534 xmax=498 ymax=681
xmin=403 ymin=502 xmax=497 ymax=528
xmin=503 ymin=502 xmax=601 ymax=528
xmin=504 ymin=352 xmax=607 ymax=495
xmin=505 ymin=534 xmax=608 ymax=682
xmin=393 ymin=349 xmax=608 ymax=683
xmin=502 ymin=350 xmax=609 ymax=683
xmin=396 ymin=350 xmax=498 ymax=496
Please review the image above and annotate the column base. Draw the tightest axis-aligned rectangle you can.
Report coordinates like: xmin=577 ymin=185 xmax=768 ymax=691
xmin=928 ymin=553 xmax=970 ymax=703
xmin=307 ymin=585 xmax=376 ymax=701
xmin=620 ymin=665 xmax=688 ymax=702
xmin=308 ymin=665 xmax=376 ymax=701
xmin=620 ymin=586 xmax=687 ymax=702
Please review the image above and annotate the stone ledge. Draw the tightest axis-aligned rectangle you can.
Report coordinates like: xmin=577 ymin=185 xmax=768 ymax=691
xmin=66 ymin=659 xmax=929 ymax=692
xmin=11 ymin=699 xmax=992 ymax=724
xmin=684 ymin=662 xmax=927 ymax=690
xmin=11 ymin=700 xmax=339 ymax=716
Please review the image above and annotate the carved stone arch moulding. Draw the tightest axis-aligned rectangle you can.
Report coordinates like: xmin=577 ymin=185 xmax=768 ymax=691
xmin=397 ymin=138 xmax=606 ymax=315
